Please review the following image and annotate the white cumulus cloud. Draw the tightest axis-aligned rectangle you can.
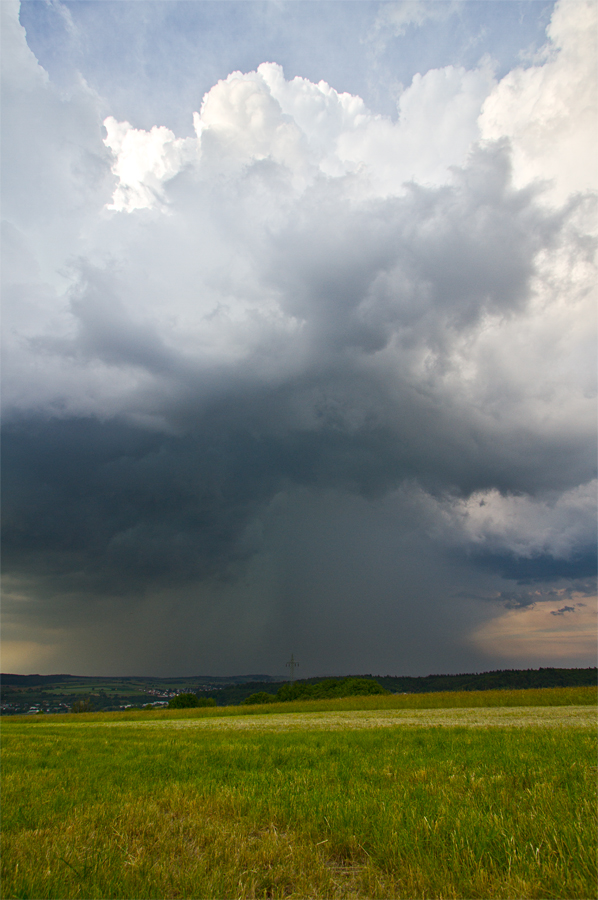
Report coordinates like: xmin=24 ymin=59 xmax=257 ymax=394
xmin=479 ymin=0 xmax=598 ymax=205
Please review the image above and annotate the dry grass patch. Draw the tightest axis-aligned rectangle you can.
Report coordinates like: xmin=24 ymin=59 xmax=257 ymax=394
xmin=87 ymin=703 xmax=596 ymax=732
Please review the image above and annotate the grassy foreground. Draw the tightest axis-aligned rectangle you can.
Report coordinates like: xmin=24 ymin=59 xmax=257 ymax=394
xmin=2 ymin=689 xmax=596 ymax=899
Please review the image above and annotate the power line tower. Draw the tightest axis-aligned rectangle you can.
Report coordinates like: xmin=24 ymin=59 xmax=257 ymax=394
xmin=285 ymin=654 xmax=299 ymax=682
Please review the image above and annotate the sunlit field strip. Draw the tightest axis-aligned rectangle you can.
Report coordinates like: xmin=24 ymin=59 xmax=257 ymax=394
xmin=21 ymin=704 xmax=597 ymax=731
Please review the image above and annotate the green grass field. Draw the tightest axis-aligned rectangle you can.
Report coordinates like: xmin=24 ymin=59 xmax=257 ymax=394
xmin=2 ymin=687 xmax=596 ymax=899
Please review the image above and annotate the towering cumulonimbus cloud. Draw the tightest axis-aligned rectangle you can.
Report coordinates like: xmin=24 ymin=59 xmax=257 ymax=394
xmin=1 ymin=0 xmax=596 ymax=676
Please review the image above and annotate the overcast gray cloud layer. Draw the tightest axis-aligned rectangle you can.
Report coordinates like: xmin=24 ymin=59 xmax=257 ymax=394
xmin=1 ymin=0 xmax=596 ymax=676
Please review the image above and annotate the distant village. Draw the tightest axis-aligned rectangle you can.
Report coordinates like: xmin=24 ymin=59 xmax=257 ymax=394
xmin=0 ymin=682 xmax=225 ymax=715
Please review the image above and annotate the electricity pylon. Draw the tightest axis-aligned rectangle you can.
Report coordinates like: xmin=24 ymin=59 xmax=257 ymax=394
xmin=285 ymin=654 xmax=299 ymax=682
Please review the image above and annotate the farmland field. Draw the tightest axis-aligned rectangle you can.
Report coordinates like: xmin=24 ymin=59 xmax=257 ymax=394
xmin=2 ymin=688 xmax=596 ymax=899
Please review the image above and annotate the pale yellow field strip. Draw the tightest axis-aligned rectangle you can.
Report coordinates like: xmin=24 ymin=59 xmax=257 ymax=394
xmin=42 ymin=705 xmax=597 ymax=731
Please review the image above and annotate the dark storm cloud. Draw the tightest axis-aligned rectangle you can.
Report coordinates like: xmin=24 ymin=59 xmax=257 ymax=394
xmin=268 ymin=144 xmax=548 ymax=344
xmin=2 ymin=141 xmax=596 ymax=614
xmin=472 ymin=549 xmax=598 ymax=583
xmin=2 ymin=1 xmax=596 ymax=675
xmin=2 ymin=415 xmax=279 ymax=592
xmin=465 ymin=581 xmax=597 ymax=611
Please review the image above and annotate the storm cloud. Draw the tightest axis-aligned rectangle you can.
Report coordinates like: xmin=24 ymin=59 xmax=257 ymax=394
xmin=2 ymin=0 xmax=596 ymax=676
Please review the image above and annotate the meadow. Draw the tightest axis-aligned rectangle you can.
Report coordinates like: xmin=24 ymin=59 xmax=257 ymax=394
xmin=2 ymin=687 xmax=596 ymax=899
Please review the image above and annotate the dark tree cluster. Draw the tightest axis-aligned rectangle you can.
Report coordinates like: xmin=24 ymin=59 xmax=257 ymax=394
xmin=167 ymin=693 xmax=216 ymax=709
xmin=373 ymin=667 xmax=598 ymax=694
xmin=243 ymin=677 xmax=388 ymax=705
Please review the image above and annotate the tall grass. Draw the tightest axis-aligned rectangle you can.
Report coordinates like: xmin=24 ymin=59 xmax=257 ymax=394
xmin=2 ymin=709 xmax=595 ymax=898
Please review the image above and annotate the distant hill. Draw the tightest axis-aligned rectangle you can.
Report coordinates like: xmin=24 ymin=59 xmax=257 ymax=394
xmin=1 ymin=674 xmax=76 ymax=686
xmin=203 ymin=667 xmax=598 ymax=705
xmin=0 ymin=673 xmax=282 ymax=687
xmin=2 ymin=668 xmax=595 ymax=710
xmin=371 ymin=667 xmax=598 ymax=694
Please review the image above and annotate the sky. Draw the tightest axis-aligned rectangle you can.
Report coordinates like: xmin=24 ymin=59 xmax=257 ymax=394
xmin=1 ymin=0 xmax=596 ymax=678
